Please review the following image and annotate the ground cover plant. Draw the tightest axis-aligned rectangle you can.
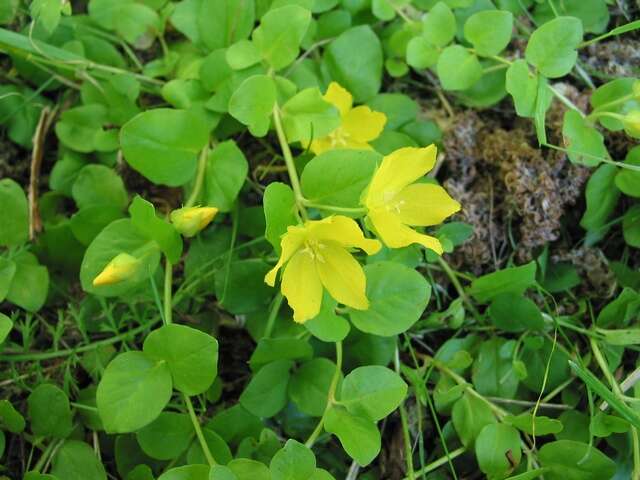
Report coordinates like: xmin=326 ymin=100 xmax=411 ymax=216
xmin=0 ymin=0 xmax=640 ymax=478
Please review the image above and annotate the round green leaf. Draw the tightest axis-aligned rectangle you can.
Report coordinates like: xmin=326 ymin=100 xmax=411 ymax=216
xmin=422 ymin=2 xmax=455 ymax=48
xmin=623 ymin=205 xmax=640 ymax=248
xmin=228 ymin=459 xmax=271 ymax=480
xmin=0 ymin=313 xmax=12 ymax=343
xmin=270 ymin=439 xmax=316 ymax=480
xmin=136 ymin=412 xmax=193 ymax=460
xmin=349 ymin=261 xmax=430 ymax=336
xmin=27 ymin=384 xmax=73 ymax=439
xmin=464 ymin=10 xmax=513 ymax=56
xmin=71 ymin=164 xmax=128 ymax=210
xmin=538 ymin=440 xmax=616 ymax=480
xmin=157 ymin=465 xmax=210 ymax=480
xmin=0 ymin=178 xmax=28 ymax=247
xmin=475 ymin=424 xmax=522 ymax=478
xmin=340 ymin=366 xmax=407 ymax=421
xmin=5 ymin=252 xmax=49 ymax=312
xmin=562 ymin=109 xmax=607 ymax=167
xmin=436 ymin=45 xmax=482 ymax=91
xmin=96 ymin=351 xmax=172 ymax=433
xmin=51 ymin=441 xmax=107 ymax=480
xmin=203 ymin=140 xmax=249 ymax=212
xmin=506 ymin=59 xmax=538 ymax=118
xmin=615 ymin=146 xmax=640 ymax=198
xmin=120 ymin=108 xmax=210 ymax=187
xmin=324 ymin=406 xmax=380 ymax=466
xmin=452 ymin=391 xmax=496 ymax=448
xmin=488 ymin=293 xmax=544 ymax=332
xmin=228 ymin=75 xmax=276 ymax=137
xmin=240 ymin=360 xmax=293 ymax=418
xmin=288 ymin=358 xmax=339 ymax=416
xmin=406 ymin=36 xmax=439 ymax=69
xmin=143 ymin=324 xmax=219 ymax=396
xmin=525 ymin=16 xmax=583 ymax=78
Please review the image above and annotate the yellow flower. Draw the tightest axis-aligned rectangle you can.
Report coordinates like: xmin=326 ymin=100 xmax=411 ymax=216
xmin=362 ymin=145 xmax=461 ymax=254
xmin=264 ymin=216 xmax=382 ymax=323
xmin=93 ymin=253 xmax=141 ymax=287
xmin=623 ymin=111 xmax=640 ymax=138
xmin=309 ymin=82 xmax=387 ymax=155
xmin=170 ymin=206 xmax=218 ymax=237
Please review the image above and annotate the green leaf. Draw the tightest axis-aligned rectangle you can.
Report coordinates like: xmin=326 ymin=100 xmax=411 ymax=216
xmin=252 ymin=5 xmax=311 ymax=70
xmin=226 ymin=39 xmax=262 ymax=70
xmin=136 ymin=412 xmax=193 ymax=460
xmin=72 ymin=164 xmax=128 ymax=210
xmin=538 ymin=440 xmax=616 ymax=480
xmin=0 ymin=400 xmax=25 ymax=433
xmin=323 ymin=26 xmax=383 ymax=102
xmin=623 ymin=204 xmax=640 ymax=248
xmin=88 ymin=0 xmax=159 ymax=44
xmin=580 ymin=164 xmax=620 ymax=234
xmin=187 ymin=427 xmax=232 ymax=465
xmin=5 ymin=252 xmax=49 ymax=312
xmin=469 ymin=261 xmax=537 ymax=303
xmin=305 ymin=294 xmax=351 ymax=342
xmin=157 ymin=465 xmax=210 ymax=480
xmin=288 ymin=358 xmax=339 ymax=416
xmin=452 ymin=391 xmax=496 ymax=447
xmin=228 ymin=458 xmax=271 ymax=480
xmin=0 ymin=258 xmax=16 ymax=303
xmin=55 ymin=105 xmax=118 ymax=153
xmin=270 ymin=439 xmax=316 ymax=480
xmin=505 ymin=413 xmax=563 ymax=435
xmin=143 ymin=324 xmax=218 ymax=396
xmin=129 ymin=196 xmax=183 ymax=264
xmin=120 ymin=108 xmax=210 ymax=187
xmin=590 ymin=78 xmax=640 ymax=131
xmin=406 ymin=36 xmax=439 ymax=69
xmin=597 ymin=287 xmax=640 ymax=328
xmin=472 ymin=337 xmax=519 ymax=398
xmin=324 ymin=406 xmax=380 ymax=466
xmin=0 ymin=313 xmax=12 ymax=343
xmin=525 ymin=16 xmax=583 ymax=78
xmin=281 ymin=87 xmax=340 ymax=144
xmin=590 ymin=411 xmax=629 ymax=437
xmin=349 ymin=261 xmax=430 ymax=336
xmin=301 ymin=149 xmax=379 ymax=209
xmin=51 ymin=441 xmax=107 ymax=480
xmin=0 ymin=178 xmax=28 ymax=246
xmin=464 ymin=10 xmax=513 ymax=56
xmin=250 ymin=338 xmax=312 ymax=371
xmin=240 ymin=360 xmax=293 ymax=418
xmin=30 ymin=0 xmax=65 ymax=33
xmin=70 ymin=205 xmax=125 ymax=246
xmin=203 ymin=140 xmax=249 ymax=212
xmin=214 ymin=259 xmax=273 ymax=314
xmin=488 ymin=293 xmax=544 ymax=332
xmin=534 ymin=75 xmax=553 ymax=144
xmin=263 ymin=182 xmax=297 ymax=253
xmin=96 ymin=351 xmax=173 ymax=433
xmin=28 ymin=384 xmax=73 ymax=439
xmin=561 ymin=110 xmax=607 ymax=167
xmin=475 ymin=424 xmax=521 ymax=478
xmin=615 ymin=146 xmax=640 ymax=197
xmin=422 ymin=2 xmax=455 ymax=48
xmin=506 ymin=60 xmax=538 ymax=118
xmin=229 ymin=74 xmax=276 ymax=137
xmin=80 ymin=218 xmax=161 ymax=296
xmin=340 ymin=366 xmax=407 ymax=421
xmin=436 ymin=45 xmax=482 ymax=91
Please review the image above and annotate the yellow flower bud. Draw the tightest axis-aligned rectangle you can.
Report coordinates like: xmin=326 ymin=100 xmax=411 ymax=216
xmin=623 ymin=111 xmax=640 ymax=138
xmin=170 ymin=206 xmax=218 ymax=237
xmin=93 ymin=253 xmax=141 ymax=287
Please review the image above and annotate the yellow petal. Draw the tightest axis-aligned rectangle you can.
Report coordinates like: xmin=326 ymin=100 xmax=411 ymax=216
xmin=365 ymin=145 xmax=438 ymax=208
xmin=342 ymin=106 xmax=387 ymax=143
xmin=309 ymin=137 xmax=333 ymax=155
xmin=316 ymin=241 xmax=369 ymax=310
xmin=395 ymin=183 xmax=461 ymax=226
xmin=264 ymin=226 xmax=305 ymax=286
xmin=368 ymin=209 xmax=443 ymax=254
xmin=308 ymin=216 xmax=381 ymax=255
xmin=93 ymin=253 xmax=141 ymax=287
xmin=281 ymin=250 xmax=323 ymax=323
xmin=324 ymin=82 xmax=353 ymax=116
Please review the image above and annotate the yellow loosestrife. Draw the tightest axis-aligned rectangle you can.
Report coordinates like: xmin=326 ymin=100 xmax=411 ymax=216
xmin=363 ymin=145 xmax=461 ymax=254
xmin=264 ymin=216 xmax=381 ymax=323
xmin=93 ymin=253 xmax=141 ymax=287
xmin=309 ymin=82 xmax=387 ymax=154
xmin=170 ymin=206 xmax=219 ymax=237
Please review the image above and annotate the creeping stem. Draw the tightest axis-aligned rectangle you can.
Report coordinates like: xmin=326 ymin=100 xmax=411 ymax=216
xmin=305 ymin=341 xmax=343 ymax=448
xmin=184 ymin=394 xmax=216 ymax=467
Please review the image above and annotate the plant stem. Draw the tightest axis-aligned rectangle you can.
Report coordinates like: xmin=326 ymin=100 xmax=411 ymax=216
xmin=164 ymin=257 xmax=173 ymax=326
xmin=436 ymin=257 xmax=482 ymax=323
xmin=185 ymin=145 xmax=210 ymax=208
xmin=272 ymin=104 xmax=308 ymax=221
xmin=395 ymin=347 xmax=415 ymax=480
xmin=263 ymin=293 xmax=284 ymax=339
xmin=183 ymin=394 xmax=216 ymax=467
xmin=305 ymin=341 xmax=343 ymax=448
xmin=300 ymin=200 xmax=367 ymax=215
xmin=402 ymin=447 xmax=466 ymax=480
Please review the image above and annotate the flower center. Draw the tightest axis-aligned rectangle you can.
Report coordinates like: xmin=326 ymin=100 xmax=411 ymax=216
xmin=302 ymin=239 xmax=327 ymax=263
xmin=328 ymin=127 xmax=350 ymax=148
xmin=382 ymin=190 xmax=405 ymax=214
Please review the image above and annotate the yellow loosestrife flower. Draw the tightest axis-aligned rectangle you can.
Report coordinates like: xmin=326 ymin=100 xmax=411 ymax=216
xmin=93 ymin=253 xmax=141 ymax=287
xmin=363 ymin=145 xmax=461 ymax=254
xmin=265 ymin=216 xmax=382 ymax=323
xmin=309 ymin=82 xmax=387 ymax=155
xmin=170 ymin=206 xmax=219 ymax=237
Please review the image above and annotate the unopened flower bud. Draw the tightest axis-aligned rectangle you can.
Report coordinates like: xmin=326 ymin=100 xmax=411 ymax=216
xmin=623 ymin=111 xmax=640 ymax=138
xmin=93 ymin=253 xmax=141 ymax=287
xmin=170 ymin=206 xmax=218 ymax=237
